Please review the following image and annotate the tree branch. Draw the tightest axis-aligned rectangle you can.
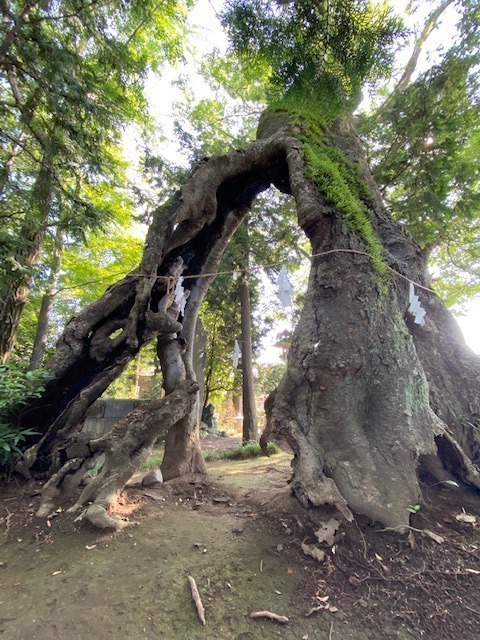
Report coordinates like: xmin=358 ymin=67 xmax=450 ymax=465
xmin=379 ymin=0 xmax=455 ymax=111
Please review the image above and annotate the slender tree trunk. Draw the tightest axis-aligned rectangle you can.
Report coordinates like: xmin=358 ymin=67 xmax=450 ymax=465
xmin=202 ymin=317 xmax=217 ymax=410
xmin=239 ymin=280 xmax=258 ymax=442
xmin=233 ymin=394 xmax=242 ymax=416
xmin=0 ymin=151 xmax=53 ymax=363
xmin=28 ymin=229 xmax=64 ymax=371
xmin=193 ymin=318 xmax=207 ymax=422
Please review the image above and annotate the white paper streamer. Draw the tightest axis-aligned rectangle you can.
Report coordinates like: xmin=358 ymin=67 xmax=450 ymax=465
xmin=174 ymin=276 xmax=188 ymax=314
xmin=233 ymin=339 xmax=240 ymax=367
xmin=408 ymin=283 xmax=426 ymax=325
xmin=276 ymin=265 xmax=294 ymax=308
xmin=174 ymin=276 xmax=184 ymax=302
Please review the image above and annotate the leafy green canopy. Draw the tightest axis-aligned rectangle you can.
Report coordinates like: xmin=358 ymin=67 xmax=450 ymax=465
xmin=360 ymin=1 xmax=480 ymax=305
xmin=221 ymin=0 xmax=402 ymax=117
xmin=364 ymin=54 xmax=480 ymax=249
xmin=220 ymin=1 xmax=402 ymax=281
xmin=172 ymin=49 xmax=268 ymax=162
xmin=0 ymin=0 xmax=191 ymax=270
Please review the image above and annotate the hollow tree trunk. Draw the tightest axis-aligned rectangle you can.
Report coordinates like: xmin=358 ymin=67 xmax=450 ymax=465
xmin=17 ymin=137 xmax=287 ymax=477
xmin=16 ymin=108 xmax=480 ymax=529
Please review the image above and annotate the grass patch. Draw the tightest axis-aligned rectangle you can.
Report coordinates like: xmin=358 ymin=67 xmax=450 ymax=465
xmin=203 ymin=441 xmax=280 ymax=462
xmin=140 ymin=441 xmax=280 ymax=470
xmin=141 ymin=452 xmax=163 ymax=471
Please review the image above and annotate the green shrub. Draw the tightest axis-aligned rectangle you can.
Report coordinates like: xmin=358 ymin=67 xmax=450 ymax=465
xmin=0 ymin=365 xmax=49 ymax=477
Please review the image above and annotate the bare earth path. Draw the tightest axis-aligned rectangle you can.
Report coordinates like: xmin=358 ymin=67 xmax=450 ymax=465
xmin=1 ymin=439 xmax=480 ymax=640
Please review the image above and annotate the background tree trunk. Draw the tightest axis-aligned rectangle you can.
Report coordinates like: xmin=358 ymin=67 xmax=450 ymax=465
xmin=0 ymin=153 xmax=53 ymax=362
xmin=239 ymin=280 xmax=258 ymax=442
xmin=29 ymin=229 xmax=64 ymax=371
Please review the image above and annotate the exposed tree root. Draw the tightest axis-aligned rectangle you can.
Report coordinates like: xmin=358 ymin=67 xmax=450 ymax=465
xmin=15 ymin=109 xmax=480 ymax=529
xmin=36 ymin=382 xmax=198 ymax=530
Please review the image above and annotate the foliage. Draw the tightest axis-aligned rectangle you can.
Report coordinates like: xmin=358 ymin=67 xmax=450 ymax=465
xmin=302 ymin=125 xmax=388 ymax=280
xmin=360 ymin=10 xmax=480 ymax=305
xmin=222 ymin=0 xmax=402 ymax=115
xmin=0 ymin=0 xmax=192 ymax=360
xmin=173 ymin=48 xmax=266 ymax=162
xmin=219 ymin=1 xmax=404 ymax=281
xmin=0 ymin=365 xmax=49 ymax=475
xmin=255 ymin=363 xmax=286 ymax=397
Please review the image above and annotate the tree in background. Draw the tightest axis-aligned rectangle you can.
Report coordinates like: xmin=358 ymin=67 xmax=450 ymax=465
xmin=0 ymin=0 xmax=192 ymax=362
xmin=360 ymin=32 xmax=480 ymax=304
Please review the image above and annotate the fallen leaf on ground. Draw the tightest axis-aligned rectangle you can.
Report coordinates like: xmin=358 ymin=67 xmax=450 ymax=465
xmin=456 ymin=513 xmax=476 ymax=524
xmin=301 ymin=543 xmax=326 ymax=563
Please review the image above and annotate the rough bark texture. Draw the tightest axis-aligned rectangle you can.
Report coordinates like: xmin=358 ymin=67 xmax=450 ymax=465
xmin=239 ymin=281 xmax=258 ymax=442
xmin=0 ymin=222 xmax=46 ymax=363
xmin=28 ymin=230 xmax=63 ymax=371
xmin=16 ymin=108 xmax=480 ymax=529
xmin=259 ymin=113 xmax=480 ymax=527
xmin=17 ymin=138 xmax=287 ymax=475
xmin=0 ymin=152 xmax=53 ymax=363
xmin=36 ymin=380 xmax=198 ymax=530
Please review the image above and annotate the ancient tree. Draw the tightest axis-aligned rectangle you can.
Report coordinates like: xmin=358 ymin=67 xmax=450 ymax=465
xmin=13 ymin=0 xmax=480 ymax=529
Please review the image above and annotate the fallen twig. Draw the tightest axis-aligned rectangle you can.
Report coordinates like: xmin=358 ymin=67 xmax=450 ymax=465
xmin=188 ymin=575 xmax=206 ymax=625
xmin=377 ymin=525 xmax=444 ymax=543
xmin=2 ymin=508 xmax=13 ymax=536
xmin=249 ymin=611 xmax=289 ymax=624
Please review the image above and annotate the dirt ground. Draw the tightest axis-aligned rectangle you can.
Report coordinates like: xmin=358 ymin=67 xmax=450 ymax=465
xmin=1 ymin=437 xmax=480 ymax=640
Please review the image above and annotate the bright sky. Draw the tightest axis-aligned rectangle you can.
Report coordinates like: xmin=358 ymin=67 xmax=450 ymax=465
xmin=137 ymin=0 xmax=480 ymax=357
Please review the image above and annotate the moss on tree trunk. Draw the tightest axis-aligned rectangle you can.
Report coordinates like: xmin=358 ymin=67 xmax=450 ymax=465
xmin=16 ymin=110 xmax=480 ymax=529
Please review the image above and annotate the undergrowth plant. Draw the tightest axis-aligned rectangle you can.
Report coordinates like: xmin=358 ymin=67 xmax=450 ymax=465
xmin=0 ymin=365 xmax=49 ymax=478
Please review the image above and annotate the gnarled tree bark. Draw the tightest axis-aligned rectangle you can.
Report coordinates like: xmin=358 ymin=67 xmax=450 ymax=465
xmin=36 ymin=380 xmax=199 ymax=530
xmin=15 ymin=109 xmax=480 ymax=529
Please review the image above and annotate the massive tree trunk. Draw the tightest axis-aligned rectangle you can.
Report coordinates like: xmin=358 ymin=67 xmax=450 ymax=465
xmin=261 ymin=115 xmax=480 ymax=527
xmin=16 ymin=110 xmax=480 ymax=529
